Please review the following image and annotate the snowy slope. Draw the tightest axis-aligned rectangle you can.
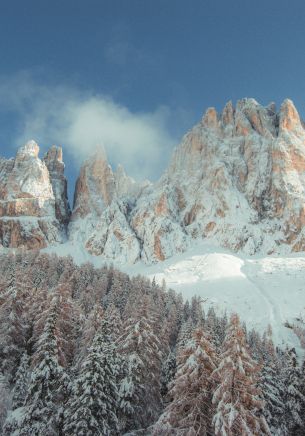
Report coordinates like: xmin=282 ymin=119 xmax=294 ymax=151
xmin=43 ymin=240 xmax=305 ymax=354
xmin=126 ymin=243 xmax=305 ymax=354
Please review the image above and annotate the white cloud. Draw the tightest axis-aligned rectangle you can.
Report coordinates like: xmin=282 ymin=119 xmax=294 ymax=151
xmin=0 ymin=72 xmax=176 ymax=180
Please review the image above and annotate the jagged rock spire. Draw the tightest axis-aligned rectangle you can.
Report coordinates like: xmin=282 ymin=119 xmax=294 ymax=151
xmin=0 ymin=141 xmax=69 ymax=249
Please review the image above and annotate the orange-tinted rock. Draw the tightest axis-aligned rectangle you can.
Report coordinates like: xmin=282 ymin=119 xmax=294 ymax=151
xmin=72 ymin=148 xmax=115 ymax=219
xmin=155 ymin=193 xmax=168 ymax=216
xmin=202 ymin=107 xmax=218 ymax=128
xmin=279 ymin=99 xmax=302 ymax=132
xmin=222 ymin=101 xmax=234 ymax=126
xmin=154 ymin=232 xmax=165 ymax=261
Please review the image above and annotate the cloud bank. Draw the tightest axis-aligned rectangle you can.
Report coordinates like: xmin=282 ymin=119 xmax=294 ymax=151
xmin=0 ymin=72 xmax=176 ymax=180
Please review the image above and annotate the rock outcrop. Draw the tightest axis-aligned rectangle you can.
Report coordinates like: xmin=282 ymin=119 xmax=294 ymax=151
xmin=44 ymin=145 xmax=71 ymax=225
xmin=69 ymin=147 xmax=147 ymax=263
xmin=0 ymin=141 xmax=69 ymax=249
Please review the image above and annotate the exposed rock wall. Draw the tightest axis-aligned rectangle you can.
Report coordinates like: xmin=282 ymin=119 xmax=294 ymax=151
xmin=0 ymin=141 xmax=69 ymax=249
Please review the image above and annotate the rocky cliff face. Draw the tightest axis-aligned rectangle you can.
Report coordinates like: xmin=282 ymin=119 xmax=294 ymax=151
xmin=154 ymin=98 xmax=305 ymax=256
xmin=44 ymin=145 xmax=71 ymax=226
xmin=3 ymin=98 xmax=305 ymax=262
xmin=69 ymin=147 xmax=148 ymax=263
xmin=69 ymin=98 xmax=305 ymax=263
xmin=0 ymin=141 xmax=69 ymax=249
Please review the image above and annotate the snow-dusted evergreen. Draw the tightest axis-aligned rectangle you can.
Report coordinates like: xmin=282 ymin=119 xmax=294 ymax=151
xmin=258 ymin=328 xmax=287 ymax=435
xmin=9 ymin=297 xmax=69 ymax=435
xmin=0 ymin=374 xmax=11 ymax=433
xmin=283 ymin=348 xmax=305 ymax=434
xmin=212 ymin=313 xmax=270 ymax=436
xmin=155 ymin=327 xmax=218 ymax=435
xmin=0 ymin=271 xmax=28 ymax=381
xmin=118 ymin=297 xmax=163 ymax=432
xmin=63 ymin=319 xmax=120 ymax=435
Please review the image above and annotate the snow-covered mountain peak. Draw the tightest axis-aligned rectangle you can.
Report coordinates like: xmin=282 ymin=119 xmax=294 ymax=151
xmin=201 ymin=106 xmax=218 ymax=128
xmin=17 ymin=139 xmax=40 ymax=159
xmin=0 ymin=141 xmax=69 ymax=249
xmin=64 ymin=97 xmax=305 ymax=263
xmin=279 ymin=98 xmax=303 ymax=132
xmin=71 ymin=147 xmax=139 ymax=221
xmin=44 ymin=144 xmax=64 ymax=164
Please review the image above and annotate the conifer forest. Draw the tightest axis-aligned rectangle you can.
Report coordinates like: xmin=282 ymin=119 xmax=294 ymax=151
xmin=0 ymin=252 xmax=303 ymax=435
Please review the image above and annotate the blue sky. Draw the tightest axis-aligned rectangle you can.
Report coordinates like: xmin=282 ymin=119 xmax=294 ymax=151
xmin=1 ymin=0 xmax=305 ymax=196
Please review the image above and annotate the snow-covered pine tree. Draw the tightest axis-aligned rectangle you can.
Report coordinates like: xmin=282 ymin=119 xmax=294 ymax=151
xmin=247 ymin=327 xmax=264 ymax=362
xmin=75 ymin=305 xmax=104 ymax=367
xmin=205 ymin=307 xmax=229 ymax=348
xmin=118 ymin=296 xmax=163 ymax=432
xmin=160 ymin=350 xmax=177 ymax=397
xmin=283 ymin=347 xmax=305 ymax=434
xmin=214 ymin=311 xmax=228 ymax=348
xmin=154 ymin=327 xmax=218 ymax=435
xmin=63 ymin=318 xmax=120 ymax=436
xmin=53 ymin=283 xmax=79 ymax=367
xmin=183 ymin=299 xmax=191 ymax=321
xmin=26 ymin=287 xmax=49 ymax=357
xmin=212 ymin=313 xmax=270 ymax=436
xmin=11 ymin=297 xmax=69 ymax=436
xmin=11 ymin=352 xmax=30 ymax=409
xmin=176 ymin=318 xmax=194 ymax=352
xmin=205 ymin=306 xmax=217 ymax=332
xmin=103 ymin=272 xmax=130 ymax=314
xmin=0 ymin=373 xmax=11 ymax=433
xmin=104 ymin=303 xmax=122 ymax=341
xmin=0 ymin=272 xmax=28 ymax=380
xmin=162 ymin=289 xmax=183 ymax=350
xmin=259 ymin=326 xmax=287 ymax=435
xmin=3 ymin=352 xmax=31 ymax=435
xmin=190 ymin=295 xmax=204 ymax=328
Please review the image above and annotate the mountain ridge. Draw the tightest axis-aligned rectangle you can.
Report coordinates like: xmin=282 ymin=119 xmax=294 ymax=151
xmin=1 ymin=97 xmax=305 ymax=263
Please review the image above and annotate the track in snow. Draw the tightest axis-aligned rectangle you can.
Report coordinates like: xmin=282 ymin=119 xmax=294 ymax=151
xmin=131 ymin=244 xmax=305 ymax=353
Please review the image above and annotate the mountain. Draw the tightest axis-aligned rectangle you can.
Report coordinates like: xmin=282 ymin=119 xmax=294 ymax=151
xmin=70 ymin=98 xmax=305 ymax=263
xmin=2 ymin=98 xmax=305 ymax=264
xmin=0 ymin=141 xmax=70 ymax=249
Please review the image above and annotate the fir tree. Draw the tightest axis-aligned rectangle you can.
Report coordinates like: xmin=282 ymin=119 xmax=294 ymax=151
xmin=12 ymin=298 xmax=69 ymax=436
xmin=3 ymin=353 xmax=30 ymax=435
xmin=0 ymin=275 xmax=28 ymax=380
xmin=76 ymin=305 xmax=104 ymax=366
xmin=190 ymin=296 xmax=204 ymax=327
xmin=118 ymin=297 xmax=162 ymax=432
xmin=177 ymin=318 xmax=194 ymax=351
xmin=259 ymin=327 xmax=287 ymax=435
xmin=63 ymin=319 xmax=120 ymax=436
xmin=212 ymin=313 xmax=270 ymax=436
xmin=260 ymin=361 xmax=286 ymax=435
xmin=283 ymin=348 xmax=305 ymax=434
xmin=160 ymin=350 xmax=177 ymax=397
xmin=0 ymin=373 xmax=11 ymax=433
xmin=11 ymin=352 xmax=30 ymax=408
xmin=104 ymin=303 xmax=122 ymax=340
xmin=155 ymin=328 xmax=218 ymax=435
